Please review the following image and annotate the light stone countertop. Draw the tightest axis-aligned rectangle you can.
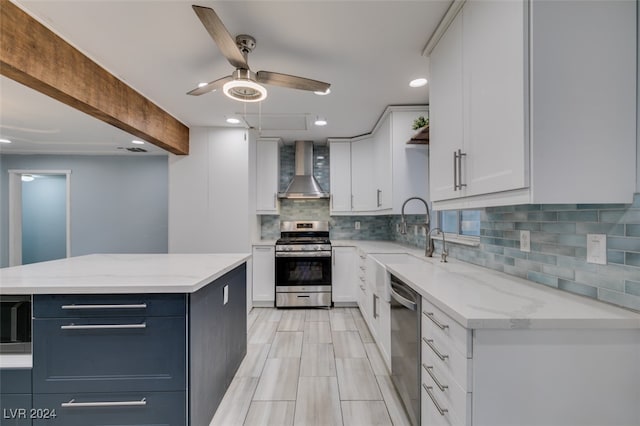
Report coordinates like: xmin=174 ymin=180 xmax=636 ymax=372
xmin=0 ymin=253 xmax=250 ymax=295
xmin=333 ymin=239 xmax=640 ymax=330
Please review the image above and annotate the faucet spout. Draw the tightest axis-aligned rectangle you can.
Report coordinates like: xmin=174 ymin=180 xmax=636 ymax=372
xmin=400 ymin=197 xmax=432 ymax=256
xmin=427 ymin=227 xmax=448 ymax=262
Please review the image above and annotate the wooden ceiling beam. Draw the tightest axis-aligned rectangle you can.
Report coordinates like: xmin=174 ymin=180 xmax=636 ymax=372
xmin=0 ymin=0 xmax=189 ymax=155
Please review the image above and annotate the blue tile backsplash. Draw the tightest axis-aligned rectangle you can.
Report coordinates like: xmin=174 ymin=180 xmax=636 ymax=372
xmin=435 ymin=194 xmax=640 ymax=312
xmin=262 ymin=143 xmax=639 ymax=312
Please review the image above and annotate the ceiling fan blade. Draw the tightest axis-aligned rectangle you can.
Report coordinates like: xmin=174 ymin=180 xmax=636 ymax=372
xmin=192 ymin=5 xmax=248 ymax=70
xmin=187 ymin=75 xmax=232 ymax=96
xmin=256 ymin=71 xmax=330 ymax=93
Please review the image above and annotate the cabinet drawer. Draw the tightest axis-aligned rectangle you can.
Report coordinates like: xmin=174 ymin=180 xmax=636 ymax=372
xmin=421 ymin=363 xmax=471 ymax=426
xmin=422 ymin=333 xmax=472 ymax=392
xmin=0 ymin=368 xmax=31 ymax=394
xmin=33 ymin=316 xmax=186 ymax=393
xmin=33 ymin=294 xmax=186 ymax=318
xmin=0 ymin=394 xmax=32 ymax=426
xmin=421 ymin=382 xmax=469 ymax=426
xmin=422 ymin=298 xmax=471 ymax=358
xmin=32 ymin=391 xmax=186 ymax=426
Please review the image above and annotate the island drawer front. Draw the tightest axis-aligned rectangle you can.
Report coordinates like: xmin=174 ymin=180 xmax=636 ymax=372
xmin=33 ymin=294 xmax=186 ymax=318
xmin=33 ymin=316 xmax=186 ymax=394
xmin=0 ymin=368 xmax=31 ymax=394
xmin=32 ymin=391 xmax=186 ymax=426
xmin=422 ymin=332 xmax=472 ymax=392
xmin=422 ymin=298 xmax=471 ymax=358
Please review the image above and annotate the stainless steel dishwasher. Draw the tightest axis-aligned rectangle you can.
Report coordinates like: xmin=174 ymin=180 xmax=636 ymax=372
xmin=390 ymin=274 xmax=421 ymax=426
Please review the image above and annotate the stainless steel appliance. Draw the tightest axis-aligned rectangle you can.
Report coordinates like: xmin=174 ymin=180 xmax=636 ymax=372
xmin=390 ymin=274 xmax=421 ymax=426
xmin=0 ymin=295 xmax=32 ymax=354
xmin=275 ymin=221 xmax=332 ymax=308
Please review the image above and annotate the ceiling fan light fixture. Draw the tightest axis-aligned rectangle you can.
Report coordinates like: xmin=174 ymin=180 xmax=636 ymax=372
xmin=223 ymin=79 xmax=267 ymax=103
xmin=314 ymin=117 xmax=327 ymax=126
xmin=226 ymin=117 xmax=241 ymax=124
xmin=131 ymin=140 xmax=145 ymax=145
xmin=314 ymin=88 xmax=331 ymax=96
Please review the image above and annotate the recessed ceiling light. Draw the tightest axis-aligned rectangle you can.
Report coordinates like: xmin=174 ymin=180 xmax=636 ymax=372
xmin=226 ymin=117 xmax=241 ymax=124
xmin=314 ymin=117 xmax=327 ymax=126
xmin=21 ymin=175 xmax=34 ymax=182
xmin=132 ymin=140 xmax=145 ymax=145
xmin=0 ymin=138 xmax=11 ymax=144
xmin=198 ymin=82 xmax=208 ymax=88
xmin=314 ymin=88 xmax=331 ymax=96
xmin=409 ymin=78 xmax=428 ymax=88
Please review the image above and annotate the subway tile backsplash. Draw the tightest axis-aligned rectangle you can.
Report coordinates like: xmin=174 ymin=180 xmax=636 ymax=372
xmin=435 ymin=194 xmax=640 ymax=312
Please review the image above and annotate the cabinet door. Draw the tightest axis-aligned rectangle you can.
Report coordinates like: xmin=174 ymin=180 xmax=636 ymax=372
xmin=223 ymin=264 xmax=247 ymax=385
xmin=256 ymin=139 xmax=280 ymax=214
xmin=332 ymin=247 xmax=356 ymax=303
xmin=329 ymin=142 xmax=352 ymax=213
xmin=373 ymin=115 xmax=392 ymax=210
xmin=351 ymin=138 xmax=376 ymax=211
xmin=252 ymin=246 xmax=275 ymax=303
xmin=463 ymin=0 xmax=527 ymax=196
xmin=429 ymin=10 xmax=464 ymax=202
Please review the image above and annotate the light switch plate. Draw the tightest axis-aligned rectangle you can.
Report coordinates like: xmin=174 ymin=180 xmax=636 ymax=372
xmin=587 ymin=234 xmax=607 ymax=264
xmin=520 ymin=230 xmax=531 ymax=252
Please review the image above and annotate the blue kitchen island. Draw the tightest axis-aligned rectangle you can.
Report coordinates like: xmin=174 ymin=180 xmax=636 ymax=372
xmin=0 ymin=253 xmax=250 ymax=426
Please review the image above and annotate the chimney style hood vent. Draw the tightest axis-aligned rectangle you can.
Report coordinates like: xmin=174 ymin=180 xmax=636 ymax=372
xmin=278 ymin=140 xmax=329 ymax=199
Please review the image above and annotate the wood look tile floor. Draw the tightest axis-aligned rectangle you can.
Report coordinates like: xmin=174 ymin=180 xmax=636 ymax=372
xmin=209 ymin=307 xmax=412 ymax=426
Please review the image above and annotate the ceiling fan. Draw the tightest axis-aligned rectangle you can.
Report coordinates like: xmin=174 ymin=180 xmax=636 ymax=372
xmin=187 ymin=5 xmax=331 ymax=102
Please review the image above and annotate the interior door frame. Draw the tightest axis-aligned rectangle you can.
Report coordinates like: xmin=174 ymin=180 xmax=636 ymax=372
xmin=8 ymin=169 xmax=72 ymax=266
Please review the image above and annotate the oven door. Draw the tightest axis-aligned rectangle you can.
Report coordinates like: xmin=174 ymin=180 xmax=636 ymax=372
xmin=275 ymin=252 xmax=332 ymax=307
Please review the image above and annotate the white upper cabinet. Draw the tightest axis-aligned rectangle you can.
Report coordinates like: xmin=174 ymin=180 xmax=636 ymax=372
xmin=255 ymin=138 xmax=281 ymax=214
xmin=429 ymin=0 xmax=636 ymax=209
xmin=329 ymin=141 xmax=352 ymax=213
xmin=329 ymin=106 xmax=429 ymax=215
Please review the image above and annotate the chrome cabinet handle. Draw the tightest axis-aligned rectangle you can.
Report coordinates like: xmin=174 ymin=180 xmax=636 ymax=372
xmin=62 ymin=398 xmax=147 ymax=408
xmin=454 ymin=149 xmax=467 ymax=190
xmin=423 ymin=384 xmax=448 ymax=416
xmin=389 ymin=287 xmax=417 ymax=311
xmin=273 ymin=193 xmax=277 ymax=208
xmin=61 ymin=304 xmax=147 ymax=310
xmin=373 ymin=294 xmax=378 ymax=319
xmin=423 ymin=364 xmax=448 ymax=392
xmin=254 ymin=247 xmax=273 ymax=251
xmin=377 ymin=189 xmax=382 ymax=207
xmin=453 ymin=150 xmax=457 ymax=191
xmin=423 ymin=337 xmax=448 ymax=361
xmin=423 ymin=311 xmax=449 ymax=330
xmin=61 ymin=322 xmax=146 ymax=330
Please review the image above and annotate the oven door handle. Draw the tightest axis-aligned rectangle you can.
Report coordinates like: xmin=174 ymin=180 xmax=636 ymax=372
xmin=275 ymin=251 xmax=332 ymax=258
xmin=390 ymin=286 xmax=417 ymax=311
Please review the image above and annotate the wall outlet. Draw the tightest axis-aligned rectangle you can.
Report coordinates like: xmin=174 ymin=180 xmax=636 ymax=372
xmin=587 ymin=234 xmax=607 ymax=265
xmin=421 ymin=227 xmax=427 ymax=236
xmin=520 ymin=230 xmax=531 ymax=252
xmin=396 ymin=223 xmax=400 ymax=233
xmin=355 ymin=221 xmax=360 ymax=230
xmin=414 ymin=225 xmax=418 ymax=235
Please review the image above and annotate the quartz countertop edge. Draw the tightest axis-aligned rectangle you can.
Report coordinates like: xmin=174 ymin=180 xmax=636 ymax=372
xmin=385 ymin=261 xmax=640 ymax=330
xmin=0 ymin=253 xmax=251 ymax=294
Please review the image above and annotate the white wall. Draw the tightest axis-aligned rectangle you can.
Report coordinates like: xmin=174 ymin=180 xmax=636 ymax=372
xmin=637 ymin=0 xmax=640 ymax=192
xmin=168 ymin=127 xmax=253 ymax=253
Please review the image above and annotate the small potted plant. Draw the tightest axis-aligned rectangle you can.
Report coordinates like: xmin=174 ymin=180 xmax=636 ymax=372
xmin=412 ymin=116 xmax=428 ymax=130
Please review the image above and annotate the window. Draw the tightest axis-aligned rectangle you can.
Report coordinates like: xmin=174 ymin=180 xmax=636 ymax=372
xmin=439 ymin=209 xmax=481 ymax=237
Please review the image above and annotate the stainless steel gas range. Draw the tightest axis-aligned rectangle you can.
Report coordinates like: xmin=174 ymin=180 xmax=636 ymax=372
xmin=275 ymin=221 xmax=332 ymax=308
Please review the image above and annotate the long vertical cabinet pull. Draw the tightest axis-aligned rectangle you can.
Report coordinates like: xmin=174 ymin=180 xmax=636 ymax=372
xmin=453 ymin=149 xmax=467 ymax=190
xmin=376 ymin=189 xmax=382 ymax=207
xmin=373 ymin=294 xmax=378 ymax=318
xmin=273 ymin=193 xmax=277 ymax=208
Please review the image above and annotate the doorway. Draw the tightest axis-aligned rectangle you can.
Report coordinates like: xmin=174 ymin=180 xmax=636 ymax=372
xmin=8 ymin=170 xmax=71 ymax=266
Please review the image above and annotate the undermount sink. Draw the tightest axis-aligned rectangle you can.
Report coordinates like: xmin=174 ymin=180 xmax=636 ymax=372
xmin=368 ymin=253 xmax=427 ymax=266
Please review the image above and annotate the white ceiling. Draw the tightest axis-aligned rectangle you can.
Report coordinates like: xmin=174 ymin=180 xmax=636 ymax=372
xmin=1 ymin=0 xmax=451 ymax=155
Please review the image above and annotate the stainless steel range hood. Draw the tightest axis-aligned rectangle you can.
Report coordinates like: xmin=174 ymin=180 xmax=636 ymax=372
xmin=278 ymin=140 xmax=329 ymax=199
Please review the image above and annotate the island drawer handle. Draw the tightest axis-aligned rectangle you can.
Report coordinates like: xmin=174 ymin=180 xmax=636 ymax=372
xmin=423 ymin=384 xmax=448 ymax=416
xmin=61 ymin=398 xmax=147 ymax=408
xmin=61 ymin=303 xmax=147 ymax=310
xmin=423 ymin=337 xmax=448 ymax=361
xmin=423 ymin=364 xmax=448 ymax=392
xmin=423 ymin=311 xmax=449 ymax=330
xmin=61 ymin=322 xmax=147 ymax=330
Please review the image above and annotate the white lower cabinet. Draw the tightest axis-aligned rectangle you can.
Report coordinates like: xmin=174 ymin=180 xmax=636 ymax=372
xmin=421 ymin=297 xmax=640 ymax=426
xmin=332 ymin=247 xmax=356 ymax=304
xmin=252 ymin=245 xmax=274 ymax=306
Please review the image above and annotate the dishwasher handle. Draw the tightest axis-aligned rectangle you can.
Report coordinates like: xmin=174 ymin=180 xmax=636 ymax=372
xmin=389 ymin=283 xmax=417 ymax=311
